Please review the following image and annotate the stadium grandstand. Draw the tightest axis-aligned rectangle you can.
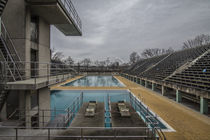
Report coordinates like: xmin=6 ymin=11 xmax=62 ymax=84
xmin=122 ymin=45 xmax=210 ymax=115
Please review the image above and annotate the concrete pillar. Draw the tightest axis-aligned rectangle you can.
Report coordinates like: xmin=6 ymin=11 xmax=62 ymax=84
xmin=38 ymin=87 xmax=51 ymax=127
xmin=0 ymin=103 xmax=7 ymax=120
xmin=140 ymin=79 xmax=143 ymax=85
xmin=25 ymin=91 xmax=31 ymax=128
xmin=200 ymin=97 xmax=208 ymax=114
xmin=152 ymin=83 xmax=155 ymax=91
xmin=161 ymin=86 xmax=165 ymax=96
xmin=176 ymin=90 xmax=182 ymax=103
xmin=145 ymin=81 xmax=148 ymax=88
xmin=134 ymin=77 xmax=137 ymax=83
xmin=137 ymin=78 xmax=140 ymax=84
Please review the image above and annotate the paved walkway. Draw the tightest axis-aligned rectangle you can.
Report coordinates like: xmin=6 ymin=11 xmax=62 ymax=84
xmin=115 ymin=76 xmax=210 ymax=140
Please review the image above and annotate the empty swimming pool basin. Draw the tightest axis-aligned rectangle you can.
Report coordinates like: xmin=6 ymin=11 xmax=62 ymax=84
xmin=62 ymin=75 xmax=125 ymax=87
xmin=50 ymin=90 xmax=173 ymax=131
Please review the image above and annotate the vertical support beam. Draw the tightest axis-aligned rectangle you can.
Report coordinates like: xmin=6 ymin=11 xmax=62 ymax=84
xmin=140 ymin=79 xmax=143 ymax=85
xmin=0 ymin=17 xmax=1 ymax=35
xmin=145 ymin=81 xmax=148 ymax=88
xmin=0 ymin=102 xmax=7 ymax=120
xmin=152 ymin=83 xmax=155 ymax=91
xmin=38 ymin=87 xmax=50 ymax=127
xmin=137 ymin=78 xmax=140 ymax=84
xmin=200 ymin=97 xmax=208 ymax=114
xmin=176 ymin=90 xmax=182 ymax=103
xmin=25 ymin=91 xmax=31 ymax=128
xmin=161 ymin=86 xmax=165 ymax=96
xmin=134 ymin=77 xmax=136 ymax=83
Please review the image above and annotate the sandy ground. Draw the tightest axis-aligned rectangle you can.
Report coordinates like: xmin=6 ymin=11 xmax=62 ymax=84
xmin=115 ymin=76 xmax=210 ymax=140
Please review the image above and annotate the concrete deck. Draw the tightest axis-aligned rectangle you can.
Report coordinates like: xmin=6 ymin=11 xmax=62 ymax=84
xmin=111 ymin=102 xmax=146 ymax=127
xmin=6 ymin=74 xmax=75 ymax=90
xmin=70 ymin=102 xmax=105 ymax=127
xmin=115 ymin=76 xmax=210 ymax=140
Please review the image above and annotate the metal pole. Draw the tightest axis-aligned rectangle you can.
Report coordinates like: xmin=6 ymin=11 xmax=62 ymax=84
xmin=67 ymin=107 xmax=70 ymax=124
xmin=48 ymin=128 xmax=50 ymax=140
xmin=34 ymin=62 xmax=36 ymax=85
xmin=47 ymin=63 xmax=49 ymax=84
xmin=15 ymin=128 xmax=18 ymax=140
xmin=42 ymin=110 xmax=44 ymax=127
xmin=80 ymin=128 xmax=83 ymax=140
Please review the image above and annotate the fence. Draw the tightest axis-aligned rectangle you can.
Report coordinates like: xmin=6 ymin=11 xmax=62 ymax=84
xmin=8 ymin=93 xmax=83 ymax=128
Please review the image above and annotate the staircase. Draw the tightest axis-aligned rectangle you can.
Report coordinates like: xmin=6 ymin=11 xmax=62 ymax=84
xmin=0 ymin=21 xmax=23 ymax=81
xmin=0 ymin=0 xmax=8 ymax=16
xmin=0 ymin=0 xmax=22 ymax=112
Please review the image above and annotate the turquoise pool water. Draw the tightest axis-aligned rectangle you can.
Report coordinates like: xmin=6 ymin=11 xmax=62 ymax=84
xmin=62 ymin=76 xmax=124 ymax=87
xmin=51 ymin=90 xmax=168 ymax=129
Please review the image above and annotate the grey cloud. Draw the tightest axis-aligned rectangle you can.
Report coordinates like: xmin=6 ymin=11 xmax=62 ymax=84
xmin=51 ymin=0 xmax=210 ymax=62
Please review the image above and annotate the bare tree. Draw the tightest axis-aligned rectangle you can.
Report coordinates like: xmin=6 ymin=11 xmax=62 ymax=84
xmin=51 ymin=48 xmax=64 ymax=63
xmin=182 ymin=34 xmax=210 ymax=49
xmin=129 ymin=52 xmax=140 ymax=64
xmin=141 ymin=48 xmax=174 ymax=58
xmin=81 ymin=58 xmax=91 ymax=67
xmin=64 ymin=56 xmax=74 ymax=66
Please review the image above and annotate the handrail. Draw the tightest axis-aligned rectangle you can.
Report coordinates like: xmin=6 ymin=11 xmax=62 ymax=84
xmin=1 ymin=22 xmax=22 ymax=62
xmin=0 ymin=126 xmax=156 ymax=139
xmin=0 ymin=21 xmax=23 ymax=81
xmin=59 ymin=0 xmax=82 ymax=31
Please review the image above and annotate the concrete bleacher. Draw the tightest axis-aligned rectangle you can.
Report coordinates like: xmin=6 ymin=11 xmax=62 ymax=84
xmin=123 ymin=45 xmax=210 ymax=115
xmin=165 ymin=51 xmax=210 ymax=91
xmin=125 ymin=45 xmax=210 ymax=93
xmin=141 ymin=45 xmax=210 ymax=81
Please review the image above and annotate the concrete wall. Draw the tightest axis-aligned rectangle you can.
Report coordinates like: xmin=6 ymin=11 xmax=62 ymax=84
xmin=2 ymin=0 xmax=51 ymax=78
xmin=38 ymin=87 xmax=50 ymax=127
xmin=2 ymin=0 xmax=26 ymax=61
xmin=38 ymin=17 xmax=51 ymax=77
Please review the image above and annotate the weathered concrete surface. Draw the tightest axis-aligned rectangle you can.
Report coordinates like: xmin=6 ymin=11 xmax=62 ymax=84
xmin=6 ymin=74 xmax=74 ymax=90
xmin=115 ymin=76 xmax=210 ymax=140
xmin=111 ymin=102 xmax=146 ymax=127
xmin=71 ymin=102 xmax=104 ymax=127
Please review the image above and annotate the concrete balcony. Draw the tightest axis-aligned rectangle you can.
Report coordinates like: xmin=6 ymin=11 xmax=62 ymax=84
xmin=26 ymin=0 xmax=82 ymax=36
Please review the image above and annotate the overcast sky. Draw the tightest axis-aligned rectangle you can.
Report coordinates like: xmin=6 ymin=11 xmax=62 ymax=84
xmin=51 ymin=0 xmax=210 ymax=63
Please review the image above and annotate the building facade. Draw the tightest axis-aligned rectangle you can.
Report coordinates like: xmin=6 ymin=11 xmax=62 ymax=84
xmin=0 ymin=0 xmax=81 ymax=127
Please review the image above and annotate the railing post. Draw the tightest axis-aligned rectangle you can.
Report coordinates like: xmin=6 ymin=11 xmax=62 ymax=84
xmin=48 ymin=128 xmax=50 ymax=140
xmin=114 ymin=128 xmax=117 ymax=140
xmin=42 ymin=110 xmax=45 ymax=127
xmin=15 ymin=128 xmax=18 ymax=140
xmin=34 ymin=62 xmax=37 ymax=85
xmin=67 ymin=107 xmax=70 ymax=124
xmin=47 ymin=63 xmax=49 ymax=84
xmin=80 ymin=128 xmax=83 ymax=140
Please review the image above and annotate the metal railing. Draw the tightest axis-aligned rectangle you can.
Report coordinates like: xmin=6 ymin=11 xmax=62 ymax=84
xmin=129 ymin=93 xmax=166 ymax=140
xmin=0 ymin=126 xmax=158 ymax=140
xmin=59 ymin=0 xmax=82 ymax=32
xmin=8 ymin=93 xmax=83 ymax=128
xmin=0 ymin=61 xmax=78 ymax=85
xmin=0 ymin=21 xmax=23 ymax=81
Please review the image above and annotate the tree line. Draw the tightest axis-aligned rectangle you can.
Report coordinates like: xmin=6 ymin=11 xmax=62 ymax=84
xmin=52 ymin=34 xmax=210 ymax=66
xmin=129 ymin=34 xmax=210 ymax=64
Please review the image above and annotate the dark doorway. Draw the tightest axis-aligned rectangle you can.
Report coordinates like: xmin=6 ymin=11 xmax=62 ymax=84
xmin=31 ymin=49 xmax=38 ymax=78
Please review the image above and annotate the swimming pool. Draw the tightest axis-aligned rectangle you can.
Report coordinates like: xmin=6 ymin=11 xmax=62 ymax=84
xmin=62 ymin=76 xmax=125 ymax=87
xmin=51 ymin=90 xmax=172 ymax=130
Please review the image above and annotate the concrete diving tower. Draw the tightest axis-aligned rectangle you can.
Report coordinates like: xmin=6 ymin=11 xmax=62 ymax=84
xmin=26 ymin=0 xmax=82 ymax=36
